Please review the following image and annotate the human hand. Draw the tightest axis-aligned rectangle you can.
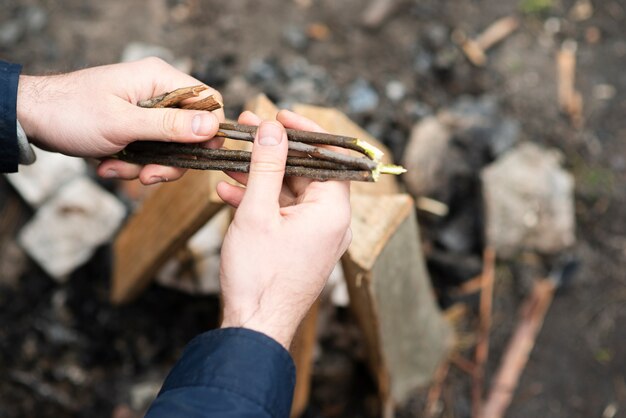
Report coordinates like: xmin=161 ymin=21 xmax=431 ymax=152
xmin=217 ymin=110 xmax=352 ymax=349
xmin=16 ymin=57 xmax=224 ymax=185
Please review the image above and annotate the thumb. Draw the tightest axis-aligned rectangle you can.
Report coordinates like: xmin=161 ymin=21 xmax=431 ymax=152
xmin=124 ymin=105 xmax=220 ymax=143
xmin=239 ymin=121 xmax=288 ymax=218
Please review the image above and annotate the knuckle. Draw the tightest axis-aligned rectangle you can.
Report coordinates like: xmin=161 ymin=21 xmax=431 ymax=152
xmin=161 ymin=110 xmax=183 ymax=138
xmin=250 ymin=160 xmax=284 ymax=174
xmin=143 ymin=56 xmax=168 ymax=68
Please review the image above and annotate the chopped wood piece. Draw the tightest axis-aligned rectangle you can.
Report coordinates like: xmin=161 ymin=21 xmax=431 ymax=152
xmin=245 ymin=94 xmax=280 ymax=121
xmin=181 ymin=94 xmax=223 ymax=111
xmin=481 ymin=279 xmax=557 ymax=418
xmin=557 ymin=40 xmax=583 ymax=128
xmin=138 ymin=85 xmax=207 ymax=108
xmin=342 ymin=193 xmax=453 ymax=405
xmin=111 ymin=170 xmax=226 ymax=304
xmin=416 ymin=196 xmax=449 ymax=217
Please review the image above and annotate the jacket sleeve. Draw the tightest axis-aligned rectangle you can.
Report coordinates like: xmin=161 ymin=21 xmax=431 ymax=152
xmin=144 ymin=328 xmax=296 ymax=418
xmin=0 ymin=60 xmax=22 ymax=173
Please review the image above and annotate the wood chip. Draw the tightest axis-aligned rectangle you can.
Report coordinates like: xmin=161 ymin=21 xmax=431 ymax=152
xmin=557 ymin=40 xmax=583 ymax=128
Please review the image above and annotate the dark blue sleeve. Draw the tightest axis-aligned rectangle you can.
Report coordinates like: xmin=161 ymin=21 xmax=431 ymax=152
xmin=0 ymin=60 xmax=21 ymax=173
xmin=145 ymin=328 xmax=296 ymax=418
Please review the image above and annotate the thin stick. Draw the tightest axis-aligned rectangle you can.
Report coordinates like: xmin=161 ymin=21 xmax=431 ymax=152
xmin=219 ymin=122 xmax=384 ymax=161
xmin=424 ymin=361 xmax=451 ymax=418
xmin=217 ymin=128 xmax=379 ymax=171
xmin=451 ymin=354 xmax=477 ymax=376
xmin=481 ymin=280 xmax=557 ymax=418
xmin=472 ymin=247 xmax=496 ymax=418
xmin=123 ymin=142 xmax=358 ymax=171
xmin=117 ymin=153 xmax=374 ymax=182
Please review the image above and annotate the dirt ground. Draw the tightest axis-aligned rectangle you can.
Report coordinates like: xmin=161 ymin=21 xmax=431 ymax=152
xmin=0 ymin=0 xmax=625 ymax=417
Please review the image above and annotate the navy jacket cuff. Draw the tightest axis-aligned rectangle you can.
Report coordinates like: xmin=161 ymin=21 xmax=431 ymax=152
xmin=0 ymin=60 xmax=22 ymax=173
xmin=154 ymin=328 xmax=296 ymax=418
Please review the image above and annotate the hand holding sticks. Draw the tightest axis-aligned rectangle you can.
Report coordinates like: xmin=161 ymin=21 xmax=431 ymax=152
xmin=113 ymin=85 xmax=406 ymax=182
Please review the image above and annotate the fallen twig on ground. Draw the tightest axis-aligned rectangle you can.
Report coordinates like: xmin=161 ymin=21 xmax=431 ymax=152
xmin=472 ymin=247 xmax=496 ymax=418
xmin=424 ymin=361 xmax=451 ymax=418
xmin=480 ymin=279 xmax=556 ymax=418
xmin=453 ymin=16 xmax=519 ymax=66
xmin=557 ymin=40 xmax=583 ymax=128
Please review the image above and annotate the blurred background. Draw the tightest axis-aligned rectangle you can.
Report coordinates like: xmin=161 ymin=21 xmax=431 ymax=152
xmin=0 ymin=0 xmax=625 ymax=417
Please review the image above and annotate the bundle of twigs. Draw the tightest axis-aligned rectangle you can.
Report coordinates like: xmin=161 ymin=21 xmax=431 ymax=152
xmin=113 ymin=85 xmax=405 ymax=182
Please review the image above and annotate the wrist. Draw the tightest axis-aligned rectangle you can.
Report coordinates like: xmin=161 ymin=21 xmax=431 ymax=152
xmin=16 ymin=75 xmax=45 ymax=141
xmin=221 ymin=307 xmax=300 ymax=350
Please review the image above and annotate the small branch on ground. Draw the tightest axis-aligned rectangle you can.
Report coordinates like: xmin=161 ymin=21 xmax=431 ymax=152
xmin=472 ymin=247 xmax=496 ymax=418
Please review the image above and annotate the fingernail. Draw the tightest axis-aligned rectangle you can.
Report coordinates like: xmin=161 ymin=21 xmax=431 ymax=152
xmin=103 ymin=169 xmax=118 ymax=179
xmin=192 ymin=113 xmax=215 ymax=136
xmin=258 ymin=122 xmax=282 ymax=146
xmin=147 ymin=176 xmax=164 ymax=185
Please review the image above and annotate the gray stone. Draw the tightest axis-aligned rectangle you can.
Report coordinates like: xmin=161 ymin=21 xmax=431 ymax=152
xmin=489 ymin=118 xmax=521 ymax=157
xmin=385 ymin=80 xmax=406 ymax=102
xmin=23 ymin=6 xmax=48 ymax=33
xmin=481 ymin=142 xmax=575 ymax=257
xmin=0 ymin=20 xmax=24 ymax=47
xmin=156 ymin=208 xmax=230 ymax=295
xmin=130 ymin=380 xmax=162 ymax=411
xmin=402 ymin=116 xmax=452 ymax=197
xmin=5 ymin=147 xmax=87 ymax=208
xmin=18 ymin=177 xmax=126 ymax=281
xmin=347 ymin=78 xmax=379 ymax=114
xmin=282 ymin=25 xmax=308 ymax=51
xmin=246 ymin=58 xmax=280 ymax=83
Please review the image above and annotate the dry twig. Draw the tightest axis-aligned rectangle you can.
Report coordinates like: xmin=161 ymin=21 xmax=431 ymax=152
xmin=481 ymin=279 xmax=557 ymax=418
xmin=472 ymin=247 xmax=496 ymax=418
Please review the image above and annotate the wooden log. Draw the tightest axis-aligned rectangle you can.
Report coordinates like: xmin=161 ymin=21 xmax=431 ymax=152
xmin=341 ymin=193 xmax=453 ymax=407
xmin=111 ymin=170 xmax=225 ymax=304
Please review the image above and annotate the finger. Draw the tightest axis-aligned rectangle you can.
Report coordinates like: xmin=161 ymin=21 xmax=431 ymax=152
xmin=205 ymin=136 xmax=224 ymax=149
xmin=216 ymin=181 xmax=245 ymax=208
xmin=340 ymin=227 xmax=353 ymax=253
xmin=238 ymin=110 xmax=263 ymax=126
xmin=276 ymin=109 xmax=326 ymax=134
xmin=275 ymin=110 xmax=320 ymax=194
xmin=224 ymin=170 xmax=249 ymax=186
xmin=276 ymin=110 xmax=351 ymax=200
xmin=238 ymin=121 xmax=288 ymax=219
xmin=97 ymin=159 xmax=141 ymax=180
xmin=138 ymin=165 xmax=187 ymax=185
xmin=120 ymin=105 xmax=220 ymax=143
